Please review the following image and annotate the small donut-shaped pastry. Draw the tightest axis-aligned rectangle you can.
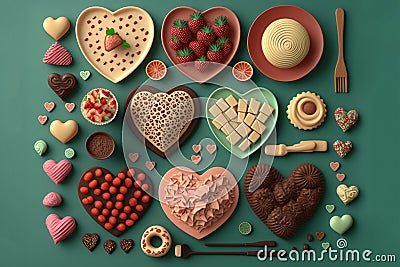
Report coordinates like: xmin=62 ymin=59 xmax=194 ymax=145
xmin=141 ymin=225 xmax=172 ymax=257
xmin=287 ymin=91 xmax=326 ymax=130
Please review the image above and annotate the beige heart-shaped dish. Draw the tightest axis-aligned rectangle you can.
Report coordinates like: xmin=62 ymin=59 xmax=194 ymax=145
xmin=76 ymin=6 xmax=154 ymax=83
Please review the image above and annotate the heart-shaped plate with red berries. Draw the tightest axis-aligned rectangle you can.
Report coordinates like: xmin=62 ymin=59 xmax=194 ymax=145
xmin=76 ymin=6 xmax=154 ymax=83
xmin=161 ymin=6 xmax=240 ymax=83
xmin=78 ymin=167 xmax=153 ymax=236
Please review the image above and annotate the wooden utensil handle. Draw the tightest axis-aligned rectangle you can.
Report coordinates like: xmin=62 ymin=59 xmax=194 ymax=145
xmin=286 ymin=142 xmax=315 ymax=152
xmin=205 ymin=241 xmax=277 ymax=247
xmin=336 ymin=8 xmax=345 ymax=57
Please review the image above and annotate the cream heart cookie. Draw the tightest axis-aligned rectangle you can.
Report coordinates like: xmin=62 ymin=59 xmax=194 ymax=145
xmin=76 ymin=6 xmax=154 ymax=83
xmin=43 ymin=17 xmax=70 ymax=41
xmin=50 ymin=120 xmax=79 ymax=144
xmin=337 ymin=184 xmax=359 ymax=205
xmin=128 ymin=85 xmax=199 ymax=158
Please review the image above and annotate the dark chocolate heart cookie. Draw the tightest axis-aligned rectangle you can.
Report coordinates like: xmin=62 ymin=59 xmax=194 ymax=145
xmin=48 ymin=73 xmax=77 ymax=100
xmin=78 ymin=167 xmax=153 ymax=237
xmin=82 ymin=233 xmax=100 ymax=251
xmin=244 ymin=164 xmax=324 ymax=239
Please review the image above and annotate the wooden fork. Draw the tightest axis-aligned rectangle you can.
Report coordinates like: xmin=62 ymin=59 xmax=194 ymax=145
xmin=334 ymin=8 xmax=348 ymax=93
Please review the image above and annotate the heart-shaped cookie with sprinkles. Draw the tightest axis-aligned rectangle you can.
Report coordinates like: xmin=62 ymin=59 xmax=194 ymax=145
xmin=125 ymin=85 xmax=200 ymax=158
xmin=78 ymin=167 xmax=153 ymax=236
xmin=334 ymin=108 xmax=359 ymax=132
xmin=333 ymin=140 xmax=352 ymax=158
xmin=76 ymin=6 xmax=154 ymax=83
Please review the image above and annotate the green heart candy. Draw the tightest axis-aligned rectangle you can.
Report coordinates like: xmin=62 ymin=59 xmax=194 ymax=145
xmin=322 ymin=242 xmax=330 ymax=250
xmin=330 ymin=214 xmax=354 ymax=235
xmin=325 ymin=204 xmax=335 ymax=214
xmin=34 ymin=140 xmax=47 ymax=156
xmin=79 ymin=70 xmax=91 ymax=81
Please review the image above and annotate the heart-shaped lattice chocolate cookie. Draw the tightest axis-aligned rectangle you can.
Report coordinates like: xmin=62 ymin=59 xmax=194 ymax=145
xmin=244 ymin=164 xmax=324 ymax=239
xmin=125 ymin=85 xmax=200 ymax=158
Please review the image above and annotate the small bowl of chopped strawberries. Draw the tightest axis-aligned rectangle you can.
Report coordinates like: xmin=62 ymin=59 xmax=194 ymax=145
xmin=81 ymin=88 xmax=118 ymax=126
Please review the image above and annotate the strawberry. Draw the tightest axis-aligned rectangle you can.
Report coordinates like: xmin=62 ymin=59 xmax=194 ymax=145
xmin=207 ymin=44 xmax=224 ymax=63
xmin=170 ymin=20 xmax=191 ymax=43
xmin=189 ymin=40 xmax=206 ymax=57
xmin=169 ymin=36 xmax=184 ymax=51
xmin=104 ymin=28 xmax=130 ymax=52
xmin=176 ymin=47 xmax=195 ymax=63
xmin=195 ymin=56 xmax=208 ymax=72
xmin=196 ymin=26 xmax=216 ymax=47
xmin=217 ymin=37 xmax=232 ymax=56
xmin=188 ymin=12 xmax=205 ymax=33
xmin=213 ymin=16 xmax=230 ymax=38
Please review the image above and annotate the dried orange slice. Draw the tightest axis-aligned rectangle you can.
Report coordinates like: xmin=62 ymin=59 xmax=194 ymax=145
xmin=232 ymin=61 xmax=253 ymax=81
xmin=146 ymin=60 xmax=167 ymax=80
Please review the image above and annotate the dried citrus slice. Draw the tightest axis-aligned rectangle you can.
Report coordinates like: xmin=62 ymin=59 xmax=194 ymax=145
xmin=232 ymin=61 xmax=253 ymax=81
xmin=146 ymin=60 xmax=167 ymax=80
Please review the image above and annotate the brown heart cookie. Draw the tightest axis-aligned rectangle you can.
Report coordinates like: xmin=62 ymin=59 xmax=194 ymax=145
xmin=103 ymin=239 xmax=116 ymax=254
xmin=82 ymin=233 xmax=100 ymax=251
xmin=120 ymin=239 xmax=134 ymax=253
xmin=244 ymin=164 xmax=324 ymax=239
xmin=125 ymin=85 xmax=200 ymax=158
xmin=48 ymin=73 xmax=77 ymax=100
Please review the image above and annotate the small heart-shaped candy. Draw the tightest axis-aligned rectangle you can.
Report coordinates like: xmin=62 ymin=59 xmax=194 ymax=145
xmin=43 ymin=159 xmax=72 ymax=184
xmin=50 ymin=120 xmax=79 ymax=144
xmin=65 ymin=103 xmax=75 ymax=112
xmin=34 ymin=140 xmax=48 ymax=156
xmin=336 ymin=173 xmax=346 ymax=182
xmin=145 ymin=161 xmax=156 ymax=170
xmin=191 ymin=155 xmax=202 ymax=165
xmin=333 ymin=140 xmax=352 ymax=158
xmin=337 ymin=184 xmax=359 ymax=205
xmin=322 ymin=242 xmax=330 ymax=250
xmin=325 ymin=204 xmax=335 ymax=214
xmin=43 ymin=192 xmax=63 ymax=207
xmin=48 ymin=73 xmax=77 ymax=100
xmin=206 ymin=144 xmax=217 ymax=154
xmin=330 ymin=214 xmax=354 ymax=235
xmin=120 ymin=239 xmax=134 ymax=253
xmin=104 ymin=240 xmax=116 ymax=254
xmin=43 ymin=16 xmax=70 ymax=40
xmin=192 ymin=144 xmax=202 ymax=153
xmin=46 ymin=214 xmax=76 ymax=244
xmin=38 ymin=115 xmax=48 ymax=125
xmin=334 ymin=107 xmax=359 ymax=132
xmin=43 ymin=42 xmax=72 ymax=66
xmin=329 ymin=161 xmax=340 ymax=172
xmin=82 ymin=233 xmax=100 ymax=251
xmin=128 ymin=152 xmax=139 ymax=163
xmin=316 ymin=231 xmax=325 ymax=240
xmin=44 ymin=102 xmax=56 ymax=112
xmin=80 ymin=70 xmax=91 ymax=80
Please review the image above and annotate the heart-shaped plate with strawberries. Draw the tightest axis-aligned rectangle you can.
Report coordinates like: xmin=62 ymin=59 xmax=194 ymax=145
xmin=161 ymin=6 xmax=240 ymax=83
xmin=78 ymin=167 xmax=153 ymax=236
xmin=76 ymin=6 xmax=154 ymax=83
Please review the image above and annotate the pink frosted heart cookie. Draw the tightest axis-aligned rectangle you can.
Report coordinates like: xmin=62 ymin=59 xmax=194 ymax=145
xmin=191 ymin=155 xmax=202 ymax=165
xmin=43 ymin=159 xmax=72 ymax=184
xmin=333 ymin=140 xmax=352 ymax=158
xmin=46 ymin=214 xmax=76 ymax=244
xmin=38 ymin=115 xmax=48 ymax=125
xmin=65 ymin=103 xmax=75 ymax=112
xmin=146 ymin=161 xmax=156 ymax=170
xmin=44 ymin=102 xmax=55 ymax=112
xmin=43 ymin=192 xmax=63 ymax=207
xmin=329 ymin=162 xmax=340 ymax=172
xmin=206 ymin=144 xmax=217 ymax=154
xmin=192 ymin=144 xmax=202 ymax=153
xmin=43 ymin=42 xmax=72 ymax=66
xmin=334 ymin=108 xmax=359 ymax=132
xmin=128 ymin=152 xmax=139 ymax=163
xmin=336 ymin=173 xmax=346 ymax=182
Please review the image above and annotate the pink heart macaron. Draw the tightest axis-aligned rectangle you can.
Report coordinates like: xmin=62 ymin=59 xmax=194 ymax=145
xmin=46 ymin=214 xmax=76 ymax=244
xmin=43 ymin=159 xmax=72 ymax=184
xmin=333 ymin=140 xmax=352 ymax=158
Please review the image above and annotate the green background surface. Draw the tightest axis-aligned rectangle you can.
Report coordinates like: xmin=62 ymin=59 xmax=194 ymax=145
xmin=1 ymin=0 xmax=399 ymax=266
